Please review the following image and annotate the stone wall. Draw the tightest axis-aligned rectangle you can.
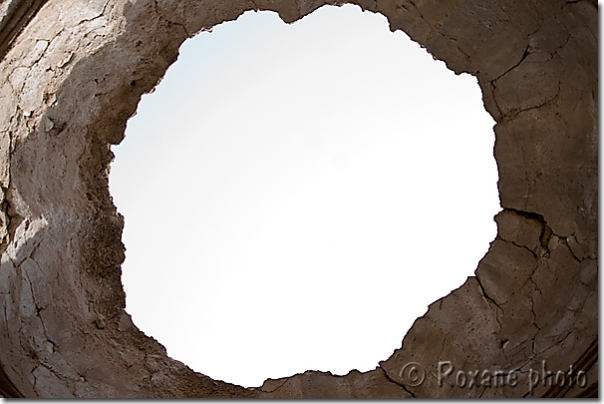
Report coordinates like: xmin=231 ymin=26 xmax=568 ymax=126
xmin=0 ymin=0 xmax=597 ymax=398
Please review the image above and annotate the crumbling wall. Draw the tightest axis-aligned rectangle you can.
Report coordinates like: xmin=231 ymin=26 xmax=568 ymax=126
xmin=0 ymin=0 xmax=597 ymax=398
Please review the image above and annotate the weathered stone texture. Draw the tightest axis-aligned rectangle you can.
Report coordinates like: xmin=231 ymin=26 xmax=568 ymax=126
xmin=0 ymin=0 xmax=597 ymax=398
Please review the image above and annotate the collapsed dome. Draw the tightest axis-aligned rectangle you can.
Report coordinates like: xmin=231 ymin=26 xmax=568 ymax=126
xmin=0 ymin=0 xmax=597 ymax=398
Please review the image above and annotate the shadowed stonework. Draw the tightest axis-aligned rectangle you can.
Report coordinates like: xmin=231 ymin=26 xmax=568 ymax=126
xmin=0 ymin=0 xmax=597 ymax=398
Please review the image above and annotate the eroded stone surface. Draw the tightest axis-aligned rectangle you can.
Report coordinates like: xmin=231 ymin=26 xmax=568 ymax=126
xmin=0 ymin=0 xmax=597 ymax=398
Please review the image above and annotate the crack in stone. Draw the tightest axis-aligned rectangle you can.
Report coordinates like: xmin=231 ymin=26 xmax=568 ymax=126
xmin=21 ymin=264 xmax=53 ymax=347
xmin=498 ymin=207 xmax=555 ymax=248
xmin=473 ymin=276 xmax=503 ymax=331
xmin=526 ymin=277 xmax=541 ymax=332
xmin=502 ymin=77 xmax=562 ymax=122
xmin=562 ymin=0 xmax=593 ymax=8
xmin=492 ymin=45 xmax=530 ymax=83
xmin=76 ymin=0 xmax=111 ymax=26
xmin=30 ymin=365 xmax=38 ymax=394
xmin=562 ymin=237 xmax=583 ymax=263
xmin=255 ymin=377 xmax=289 ymax=394
xmin=33 ymin=363 xmax=74 ymax=397
xmin=500 ymin=209 xmax=591 ymax=264
xmin=406 ymin=0 xmax=433 ymax=34
xmin=552 ymin=34 xmax=572 ymax=57
xmin=536 ymin=331 xmax=572 ymax=357
xmin=10 ymin=22 xmax=67 ymax=94
xmin=378 ymin=365 xmax=416 ymax=397
xmin=436 ymin=335 xmax=446 ymax=362
xmin=511 ymin=239 xmax=540 ymax=260
xmin=248 ymin=0 xmax=259 ymax=11
xmin=153 ymin=0 xmax=190 ymax=38
xmin=0 ymin=187 xmax=12 ymax=252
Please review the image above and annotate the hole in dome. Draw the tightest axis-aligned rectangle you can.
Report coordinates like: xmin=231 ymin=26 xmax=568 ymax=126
xmin=109 ymin=4 xmax=500 ymax=388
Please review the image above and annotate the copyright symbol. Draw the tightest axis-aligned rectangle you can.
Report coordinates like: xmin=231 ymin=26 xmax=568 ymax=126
xmin=399 ymin=362 xmax=425 ymax=387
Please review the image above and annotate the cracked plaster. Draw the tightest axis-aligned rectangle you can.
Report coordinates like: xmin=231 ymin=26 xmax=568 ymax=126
xmin=0 ymin=0 xmax=598 ymax=398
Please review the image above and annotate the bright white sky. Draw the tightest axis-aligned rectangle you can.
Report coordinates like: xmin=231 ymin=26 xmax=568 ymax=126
xmin=109 ymin=4 xmax=500 ymax=388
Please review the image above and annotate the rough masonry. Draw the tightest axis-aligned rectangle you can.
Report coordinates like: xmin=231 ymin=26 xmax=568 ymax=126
xmin=0 ymin=0 xmax=598 ymax=398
